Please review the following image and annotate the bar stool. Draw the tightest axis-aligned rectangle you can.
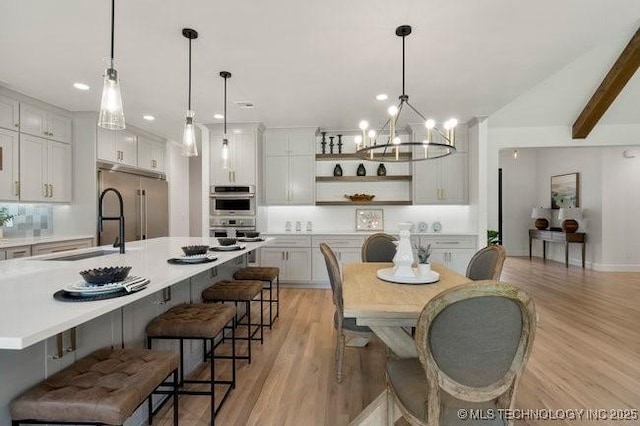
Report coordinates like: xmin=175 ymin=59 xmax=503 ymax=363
xmin=10 ymin=348 xmax=179 ymax=426
xmin=233 ymin=266 xmax=280 ymax=328
xmin=146 ymin=303 xmax=236 ymax=426
xmin=202 ymin=279 xmax=264 ymax=364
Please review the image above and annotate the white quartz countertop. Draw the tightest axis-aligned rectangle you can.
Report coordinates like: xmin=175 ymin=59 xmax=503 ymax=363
xmin=0 ymin=235 xmax=95 ymax=249
xmin=263 ymin=231 xmax=478 ymax=236
xmin=0 ymin=237 xmax=269 ymax=350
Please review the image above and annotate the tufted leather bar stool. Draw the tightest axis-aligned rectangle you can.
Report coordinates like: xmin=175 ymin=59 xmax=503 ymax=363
xmin=233 ymin=266 xmax=280 ymax=329
xmin=10 ymin=348 xmax=179 ymax=426
xmin=146 ymin=303 xmax=236 ymax=425
xmin=202 ymin=279 xmax=264 ymax=364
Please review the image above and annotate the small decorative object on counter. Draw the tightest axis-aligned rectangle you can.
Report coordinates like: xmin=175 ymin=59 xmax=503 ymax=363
xmin=306 ymin=221 xmax=313 ymax=232
xmin=295 ymin=221 xmax=302 ymax=232
xmin=320 ymin=131 xmax=327 ymax=154
xmin=329 ymin=136 xmax=335 ymax=154
xmin=337 ymin=134 xmax=343 ymax=154
xmin=333 ymin=164 xmax=343 ymax=176
xmin=432 ymin=221 xmax=442 ymax=232
xmin=285 ymin=221 xmax=292 ymax=232
xmin=357 ymin=163 xmax=366 ymax=176
xmin=376 ymin=163 xmax=387 ymax=176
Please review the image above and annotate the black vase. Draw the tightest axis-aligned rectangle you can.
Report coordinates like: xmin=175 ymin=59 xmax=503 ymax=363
xmin=357 ymin=163 xmax=366 ymax=176
xmin=329 ymin=136 xmax=335 ymax=154
xmin=377 ymin=163 xmax=387 ymax=176
xmin=333 ymin=164 xmax=343 ymax=177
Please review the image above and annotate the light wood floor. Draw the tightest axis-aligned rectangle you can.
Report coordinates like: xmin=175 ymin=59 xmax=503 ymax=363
xmin=156 ymin=257 xmax=640 ymax=425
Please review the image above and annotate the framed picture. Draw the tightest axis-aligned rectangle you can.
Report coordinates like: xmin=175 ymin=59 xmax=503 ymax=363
xmin=356 ymin=209 xmax=384 ymax=231
xmin=551 ymin=173 xmax=579 ymax=209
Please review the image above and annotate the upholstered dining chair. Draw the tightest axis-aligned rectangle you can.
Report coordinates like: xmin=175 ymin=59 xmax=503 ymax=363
xmin=320 ymin=243 xmax=372 ymax=383
xmin=386 ymin=280 xmax=537 ymax=426
xmin=361 ymin=232 xmax=397 ymax=262
xmin=466 ymin=245 xmax=506 ymax=280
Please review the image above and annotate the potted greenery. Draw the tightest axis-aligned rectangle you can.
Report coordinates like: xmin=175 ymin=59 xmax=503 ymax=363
xmin=0 ymin=207 xmax=13 ymax=239
xmin=414 ymin=243 xmax=432 ymax=275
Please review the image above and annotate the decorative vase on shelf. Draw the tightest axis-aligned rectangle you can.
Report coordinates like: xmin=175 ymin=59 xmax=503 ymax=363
xmin=333 ymin=164 xmax=343 ymax=177
xmin=320 ymin=131 xmax=327 ymax=154
xmin=357 ymin=163 xmax=366 ymax=176
xmin=329 ymin=136 xmax=335 ymax=154
xmin=337 ymin=134 xmax=343 ymax=154
xmin=376 ymin=163 xmax=386 ymax=176
xmin=393 ymin=222 xmax=416 ymax=278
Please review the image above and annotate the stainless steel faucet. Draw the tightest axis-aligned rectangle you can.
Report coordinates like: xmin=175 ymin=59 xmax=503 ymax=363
xmin=98 ymin=188 xmax=125 ymax=254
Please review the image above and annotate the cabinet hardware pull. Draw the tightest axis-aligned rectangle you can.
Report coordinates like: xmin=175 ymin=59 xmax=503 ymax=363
xmin=42 ymin=184 xmax=47 ymax=197
xmin=14 ymin=123 xmax=19 ymax=128
xmin=282 ymin=252 xmax=285 ymax=261
xmin=14 ymin=181 xmax=19 ymax=197
xmin=286 ymin=251 xmax=289 ymax=261
xmin=50 ymin=184 xmax=54 ymax=198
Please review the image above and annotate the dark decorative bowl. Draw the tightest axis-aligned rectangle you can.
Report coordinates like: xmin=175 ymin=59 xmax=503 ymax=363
xmin=181 ymin=245 xmax=209 ymax=256
xmin=79 ymin=266 xmax=132 ymax=285
xmin=217 ymin=238 xmax=237 ymax=246
xmin=244 ymin=231 xmax=260 ymax=238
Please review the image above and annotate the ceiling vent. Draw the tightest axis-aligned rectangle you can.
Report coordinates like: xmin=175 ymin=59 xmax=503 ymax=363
xmin=235 ymin=101 xmax=255 ymax=109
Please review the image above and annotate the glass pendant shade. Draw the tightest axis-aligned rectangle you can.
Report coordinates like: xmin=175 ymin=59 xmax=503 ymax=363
xmin=182 ymin=110 xmax=198 ymax=157
xmin=221 ymin=138 xmax=229 ymax=169
xmin=98 ymin=63 xmax=125 ymax=130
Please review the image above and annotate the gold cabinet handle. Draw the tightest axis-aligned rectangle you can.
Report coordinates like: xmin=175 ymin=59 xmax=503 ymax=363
xmin=42 ymin=183 xmax=47 ymax=197
xmin=14 ymin=122 xmax=20 ymax=128
xmin=50 ymin=184 xmax=54 ymax=198
xmin=14 ymin=181 xmax=19 ymax=197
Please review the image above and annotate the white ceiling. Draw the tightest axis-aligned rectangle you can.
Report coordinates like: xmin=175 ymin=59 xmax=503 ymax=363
xmin=1 ymin=0 xmax=639 ymax=142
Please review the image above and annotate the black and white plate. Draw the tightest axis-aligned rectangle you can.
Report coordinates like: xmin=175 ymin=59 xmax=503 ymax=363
xmin=65 ymin=276 xmax=148 ymax=295
xmin=209 ymin=245 xmax=245 ymax=252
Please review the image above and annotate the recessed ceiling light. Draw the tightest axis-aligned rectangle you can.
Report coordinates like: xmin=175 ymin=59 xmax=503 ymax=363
xmin=376 ymin=94 xmax=388 ymax=101
xmin=214 ymin=114 xmax=224 ymax=119
xmin=73 ymin=82 xmax=90 ymax=91
xmin=143 ymin=115 xmax=155 ymax=121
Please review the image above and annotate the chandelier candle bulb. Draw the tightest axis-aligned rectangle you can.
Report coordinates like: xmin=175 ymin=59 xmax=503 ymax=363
xmin=368 ymin=130 xmax=376 ymax=159
xmin=354 ymin=135 xmax=363 ymax=150
xmin=359 ymin=121 xmax=369 ymax=147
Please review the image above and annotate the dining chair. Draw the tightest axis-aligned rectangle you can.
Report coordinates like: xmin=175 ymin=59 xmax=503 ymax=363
xmin=386 ymin=280 xmax=537 ymax=426
xmin=320 ymin=243 xmax=372 ymax=383
xmin=466 ymin=245 xmax=506 ymax=280
xmin=361 ymin=232 xmax=397 ymax=262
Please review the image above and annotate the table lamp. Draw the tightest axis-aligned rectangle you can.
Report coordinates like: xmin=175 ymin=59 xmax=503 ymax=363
xmin=531 ymin=207 xmax=551 ymax=230
xmin=558 ymin=207 xmax=582 ymax=233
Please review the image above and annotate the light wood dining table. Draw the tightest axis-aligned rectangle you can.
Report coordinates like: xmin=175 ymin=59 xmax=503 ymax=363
xmin=342 ymin=262 xmax=471 ymax=426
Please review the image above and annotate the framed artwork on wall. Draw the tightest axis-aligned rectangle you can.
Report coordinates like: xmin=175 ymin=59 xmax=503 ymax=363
xmin=356 ymin=209 xmax=384 ymax=231
xmin=551 ymin=173 xmax=579 ymax=209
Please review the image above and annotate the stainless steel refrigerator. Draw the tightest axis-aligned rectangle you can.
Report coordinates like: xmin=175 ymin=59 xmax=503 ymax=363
xmin=97 ymin=168 xmax=168 ymax=245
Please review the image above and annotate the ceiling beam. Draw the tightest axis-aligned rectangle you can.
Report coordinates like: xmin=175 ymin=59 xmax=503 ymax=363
xmin=572 ymin=26 xmax=640 ymax=139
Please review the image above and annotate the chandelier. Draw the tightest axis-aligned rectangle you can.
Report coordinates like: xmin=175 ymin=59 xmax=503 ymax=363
xmin=355 ymin=25 xmax=458 ymax=162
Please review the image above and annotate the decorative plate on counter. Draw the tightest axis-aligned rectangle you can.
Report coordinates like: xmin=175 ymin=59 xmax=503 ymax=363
xmin=417 ymin=221 xmax=428 ymax=232
xmin=432 ymin=221 xmax=442 ymax=232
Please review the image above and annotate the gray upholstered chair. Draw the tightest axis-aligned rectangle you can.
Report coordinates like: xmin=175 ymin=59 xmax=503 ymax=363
xmin=386 ymin=280 xmax=537 ymax=426
xmin=320 ymin=243 xmax=372 ymax=383
xmin=466 ymin=245 xmax=506 ymax=280
xmin=361 ymin=232 xmax=397 ymax=262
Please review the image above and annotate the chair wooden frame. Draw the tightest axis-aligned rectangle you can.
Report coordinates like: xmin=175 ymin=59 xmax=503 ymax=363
xmin=320 ymin=243 xmax=372 ymax=383
xmin=389 ymin=280 xmax=537 ymax=426
xmin=465 ymin=244 xmax=507 ymax=280
xmin=361 ymin=232 xmax=397 ymax=262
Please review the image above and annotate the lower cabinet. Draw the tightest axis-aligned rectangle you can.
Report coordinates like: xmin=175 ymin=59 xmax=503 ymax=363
xmin=261 ymin=247 xmax=312 ymax=283
xmin=31 ymin=238 xmax=94 ymax=256
xmin=5 ymin=245 xmax=31 ymax=259
xmin=418 ymin=235 xmax=477 ymax=275
xmin=311 ymin=235 xmax=365 ymax=283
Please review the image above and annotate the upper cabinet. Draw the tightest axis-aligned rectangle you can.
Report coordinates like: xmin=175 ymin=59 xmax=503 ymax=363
xmin=19 ymin=135 xmax=71 ymax=203
xmin=97 ymin=127 xmax=138 ymax=167
xmin=0 ymin=128 xmax=19 ymax=200
xmin=209 ymin=123 xmax=263 ymax=186
xmin=137 ymin=136 xmax=165 ymax=172
xmin=20 ymin=102 xmax=72 ymax=144
xmin=0 ymin=95 xmax=20 ymax=132
xmin=264 ymin=128 xmax=317 ymax=205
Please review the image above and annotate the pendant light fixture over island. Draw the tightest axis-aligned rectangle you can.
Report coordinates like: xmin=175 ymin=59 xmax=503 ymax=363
xmin=219 ymin=71 xmax=232 ymax=169
xmin=181 ymin=28 xmax=199 ymax=157
xmin=97 ymin=0 xmax=125 ymax=130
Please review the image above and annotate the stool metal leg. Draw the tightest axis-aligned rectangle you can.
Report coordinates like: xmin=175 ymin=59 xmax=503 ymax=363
xmin=268 ymin=282 xmax=273 ymax=329
xmin=260 ymin=290 xmax=264 ymax=343
xmin=276 ymin=275 xmax=280 ymax=320
xmin=173 ymin=369 xmax=179 ymax=426
xmin=231 ymin=322 xmax=236 ymax=389
xmin=210 ymin=337 xmax=215 ymax=426
xmin=247 ymin=300 xmax=252 ymax=363
xmin=179 ymin=339 xmax=185 ymax=387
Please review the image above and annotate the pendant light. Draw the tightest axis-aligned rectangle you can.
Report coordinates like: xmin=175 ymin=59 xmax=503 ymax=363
xmin=355 ymin=25 xmax=458 ymax=162
xmin=98 ymin=0 xmax=126 ymax=130
xmin=219 ymin=71 xmax=232 ymax=169
xmin=182 ymin=28 xmax=199 ymax=157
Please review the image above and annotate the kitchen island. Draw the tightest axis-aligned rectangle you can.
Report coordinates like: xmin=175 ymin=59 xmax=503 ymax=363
xmin=0 ymin=236 xmax=269 ymax=425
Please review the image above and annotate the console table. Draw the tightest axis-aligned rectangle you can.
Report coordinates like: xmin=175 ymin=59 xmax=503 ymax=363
xmin=529 ymin=229 xmax=586 ymax=268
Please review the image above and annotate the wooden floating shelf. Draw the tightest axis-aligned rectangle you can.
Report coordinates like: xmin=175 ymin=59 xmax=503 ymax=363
xmin=315 ymin=201 xmax=412 ymax=206
xmin=315 ymin=175 xmax=412 ymax=182
xmin=315 ymin=153 xmax=412 ymax=161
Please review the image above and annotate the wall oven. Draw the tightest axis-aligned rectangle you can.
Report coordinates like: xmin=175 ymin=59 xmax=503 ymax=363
xmin=210 ymin=185 xmax=256 ymax=216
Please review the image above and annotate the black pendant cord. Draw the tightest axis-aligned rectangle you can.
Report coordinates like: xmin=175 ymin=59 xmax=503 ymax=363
xmin=110 ymin=0 xmax=115 ymax=60
xmin=223 ymin=76 xmax=227 ymax=135
xmin=401 ymin=35 xmax=405 ymax=97
xmin=187 ymin=38 xmax=192 ymax=110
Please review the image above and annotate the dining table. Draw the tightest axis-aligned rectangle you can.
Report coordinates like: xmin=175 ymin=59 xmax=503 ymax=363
xmin=342 ymin=261 xmax=471 ymax=426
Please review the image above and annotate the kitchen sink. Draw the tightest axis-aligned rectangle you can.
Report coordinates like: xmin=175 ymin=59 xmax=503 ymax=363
xmin=40 ymin=249 xmax=121 ymax=261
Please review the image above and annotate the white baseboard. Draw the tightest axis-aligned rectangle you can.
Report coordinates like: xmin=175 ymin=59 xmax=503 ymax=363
xmin=591 ymin=263 xmax=640 ymax=272
xmin=281 ymin=282 xmax=330 ymax=289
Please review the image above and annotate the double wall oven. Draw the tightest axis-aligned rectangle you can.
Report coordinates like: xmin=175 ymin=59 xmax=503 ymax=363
xmin=210 ymin=185 xmax=258 ymax=264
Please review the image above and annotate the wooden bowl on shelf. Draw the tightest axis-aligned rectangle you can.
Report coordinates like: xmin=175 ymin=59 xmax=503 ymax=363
xmin=344 ymin=193 xmax=375 ymax=202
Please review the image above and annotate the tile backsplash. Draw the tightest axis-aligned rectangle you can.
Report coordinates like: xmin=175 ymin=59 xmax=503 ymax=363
xmin=0 ymin=204 xmax=53 ymax=238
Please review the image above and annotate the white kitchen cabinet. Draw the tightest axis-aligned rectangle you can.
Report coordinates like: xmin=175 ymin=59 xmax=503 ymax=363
xmin=5 ymin=245 xmax=31 ymax=259
xmin=419 ymin=235 xmax=477 ymax=275
xmin=97 ymin=127 xmax=137 ymax=167
xmin=137 ymin=136 xmax=165 ymax=172
xmin=0 ymin=95 xmax=20 ymax=131
xmin=264 ymin=128 xmax=316 ymax=205
xmin=31 ymin=238 xmax=93 ymax=256
xmin=311 ymin=235 xmax=365 ymax=283
xmin=19 ymin=135 xmax=71 ymax=202
xmin=20 ymin=102 xmax=72 ymax=144
xmin=413 ymin=153 xmax=468 ymax=204
xmin=209 ymin=123 xmax=262 ymax=186
xmin=0 ymin=128 xmax=19 ymax=200
xmin=261 ymin=235 xmax=312 ymax=283
xmin=0 ymin=250 xmax=5 ymax=260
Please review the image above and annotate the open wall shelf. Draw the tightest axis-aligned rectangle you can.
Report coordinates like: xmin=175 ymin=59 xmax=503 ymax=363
xmin=315 ymin=200 xmax=412 ymax=206
xmin=316 ymin=175 xmax=412 ymax=182
xmin=315 ymin=153 xmax=412 ymax=161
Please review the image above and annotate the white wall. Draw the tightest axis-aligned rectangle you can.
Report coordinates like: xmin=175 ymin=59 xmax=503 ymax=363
xmin=167 ymin=139 xmax=189 ymax=237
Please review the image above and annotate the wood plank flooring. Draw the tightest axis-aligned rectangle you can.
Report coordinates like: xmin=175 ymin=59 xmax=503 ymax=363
xmin=156 ymin=257 xmax=640 ymax=425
